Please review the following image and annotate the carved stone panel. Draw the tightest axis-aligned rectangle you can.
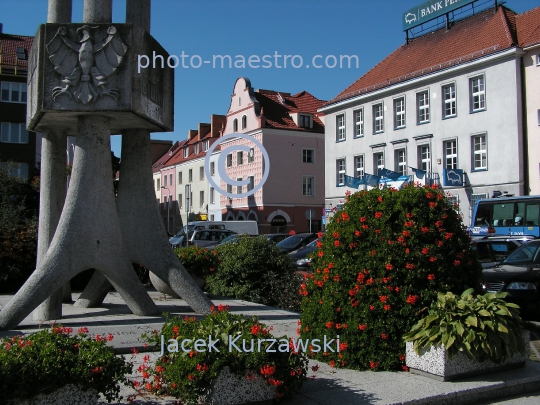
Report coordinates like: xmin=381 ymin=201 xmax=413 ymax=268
xmin=27 ymin=24 xmax=174 ymax=134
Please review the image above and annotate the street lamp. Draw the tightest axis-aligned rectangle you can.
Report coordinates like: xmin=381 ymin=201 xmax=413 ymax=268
xmin=161 ymin=186 xmax=171 ymax=235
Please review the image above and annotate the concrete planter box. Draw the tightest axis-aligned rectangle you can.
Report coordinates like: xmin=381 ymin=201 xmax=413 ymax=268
xmin=7 ymin=385 xmax=98 ymax=405
xmin=202 ymin=366 xmax=276 ymax=405
xmin=406 ymin=330 xmax=530 ymax=381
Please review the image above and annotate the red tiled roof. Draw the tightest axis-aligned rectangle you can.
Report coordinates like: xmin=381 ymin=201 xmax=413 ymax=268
xmin=515 ymin=6 xmax=540 ymax=48
xmin=255 ymin=90 xmax=326 ymax=132
xmin=166 ymin=134 xmax=220 ymax=167
xmin=325 ymin=6 xmax=523 ymax=106
xmin=0 ymin=33 xmax=33 ymax=72
xmin=152 ymin=140 xmax=185 ymax=173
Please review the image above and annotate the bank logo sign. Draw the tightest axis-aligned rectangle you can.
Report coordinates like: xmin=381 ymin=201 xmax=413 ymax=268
xmin=402 ymin=0 xmax=476 ymax=31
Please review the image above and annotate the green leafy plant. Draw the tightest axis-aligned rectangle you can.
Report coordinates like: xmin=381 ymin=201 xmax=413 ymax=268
xmin=140 ymin=307 xmax=308 ymax=404
xmin=173 ymin=246 xmax=220 ymax=279
xmin=300 ymin=185 xmax=483 ymax=371
xmin=0 ymin=326 xmax=132 ymax=403
xmin=205 ymin=236 xmax=298 ymax=308
xmin=404 ymin=289 xmax=526 ymax=364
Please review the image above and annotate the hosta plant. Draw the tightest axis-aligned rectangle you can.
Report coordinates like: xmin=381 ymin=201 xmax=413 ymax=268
xmin=0 ymin=326 xmax=131 ymax=403
xmin=141 ymin=306 xmax=308 ymax=404
xmin=299 ymin=185 xmax=483 ymax=371
xmin=404 ymin=288 xmax=526 ymax=364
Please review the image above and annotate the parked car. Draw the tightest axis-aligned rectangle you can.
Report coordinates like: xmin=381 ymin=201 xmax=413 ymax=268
xmin=482 ymin=239 xmax=540 ymax=307
xmin=204 ymin=234 xmax=253 ymax=249
xmin=275 ymin=233 xmax=319 ymax=254
xmin=261 ymin=234 xmax=290 ymax=244
xmin=169 ymin=220 xmax=258 ymax=248
xmin=289 ymin=237 xmax=321 ymax=271
xmin=185 ymin=229 xmax=236 ymax=248
xmin=471 ymin=235 xmax=534 ymax=269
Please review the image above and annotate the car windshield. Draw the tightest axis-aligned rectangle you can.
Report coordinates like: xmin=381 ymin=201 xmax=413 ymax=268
xmin=276 ymin=235 xmax=303 ymax=249
xmin=306 ymin=238 xmax=321 ymax=248
xmin=502 ymin=241 xmax=540 ymax=265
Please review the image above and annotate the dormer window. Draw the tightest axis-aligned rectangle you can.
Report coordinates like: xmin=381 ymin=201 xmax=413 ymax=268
xmin=203 ymin=140 xmax=209 ymax=152
xmin=183 ymin=147 xmax=188 ymax=158
xmin=16 ymin=47 xmax=27 ymax=61
xmin=194 ymin=144 xmax=199 ymax=155
xmin=299 ymin=114 xmax=311 ymax=128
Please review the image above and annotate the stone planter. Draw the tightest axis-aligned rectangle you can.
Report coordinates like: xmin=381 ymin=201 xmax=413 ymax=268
xmin=150 ymin=270 xmax=206 ymax=298
xmin=202 ymin=367 xmax=276 ymax=405
xmin=405 ymin=330 xmax=530 ymax=381
xmin=7 ymin=385 xmax=98 ymax=405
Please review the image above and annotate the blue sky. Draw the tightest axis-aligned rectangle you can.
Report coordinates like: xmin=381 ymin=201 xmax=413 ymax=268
xmin=1 ymin=0 xmax=538 ymax=157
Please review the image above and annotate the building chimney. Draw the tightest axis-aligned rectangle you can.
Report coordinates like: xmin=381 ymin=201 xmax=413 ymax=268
xmin=0 ymin=23 xmax=3 ymax=33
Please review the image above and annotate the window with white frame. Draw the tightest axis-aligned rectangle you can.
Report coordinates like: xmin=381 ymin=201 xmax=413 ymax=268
xmin=303 ymin=176 xmax=315 ymax=196
xmin=336 ymin=114 xmax=345 ymax=141
xmin=443 ymin=84 xmax=456 ymax=118
xmin=183 ymin=147 xmax=188 ymax=158
xmin=536 ymin=54 xmax=540 ymax=66
xmin=169 ymin=174 xmax=172 ymax=185
xmin=178 ymin=194 xmax=183 ymax=208
xmin=210 ymin=214 xmax=215 ymax=220
xmin=233 ymin=118 xmax=238 ymax=132
xmin=444 ymin=139 xmax=458 ymax=169
xmin=210 ymin=161 xmax=215 ymax=176
xmin=395 ymin=149 xmax=407 ymax=176
xmin=210 ymin=188 xmax=215 ymax=204
xmin=156 ymin=178 xmax=160 ymax=190
xmin=373 ymin=152 xmax=384 ymax=174
xmin=336 ymin=158 xmax=346 ymax=186
xmin=302 ymin=149 xmax=314 ymax=163
xmin=446 ymin=194 xmax=459 ymax=207
xmin=537 ymin=109 xmax=540 ymax=126
xmin=237 ymin=151 xmax=243 ymax=165
xmin=247 ymin=176 xmax=254 ymax=192
xmin=226 ymin=153 xmax=232 ymax=167
xmin=178 ymin=172 xmax=183 ymax=184
xmin=394 ymin=97 xmax=405 ymax=129
xmin=189 ymin=169 xmax=193 ymax=182
xmin=470 ymin=75 xmax=485 ymax=112
xmin=354 ymin=155 xmax=364 ymax=178
xmin=1 ymin=82 xmax=27 ymax=103
xmin=373 ymin=103 xmax=384 ymax=133
xmin=353 ymin=108 xmax=364 ymax=137
xmin=194 ymin=144 xmax=199 ymax=155
xmin=200 ymin=166 xmax=204 ymax=180
xmin=248 ymin=148 xmax=254 ymax=163
xmin=1 ymin=122 xmax=29 ymax=143
xmin=417 ymin=91 xmax=430 ymax=123
xmin=236 ymin=177 xmax=242 ymax=194
xmin=242 ymin=115 xmax=247 ymax=129
xmin=163 ymin=174 xmax=167 ymax=187
xmin=202 ymin=140 xmax=209 ymax=152
xmin=418 ymin=145 xmax=431 ymax=172
xmin=227 ymin=184 xmax=232 ymax=194
xmin=0 ymin=162 xmax=28 ymax=179
xmin=472 ymin=134 xmax=487 ymax=170
xmin=299 ymin=115 xmax=311 ymax=128
xmin=200 ymin=191 xmax=204 ymax=207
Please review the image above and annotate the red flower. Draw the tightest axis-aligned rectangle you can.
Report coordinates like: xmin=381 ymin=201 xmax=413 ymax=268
xmin=370 ymin=249 xmax=376 ymax=256
xmin=341 ymin=212 xmax=350 ymax=221
xmin=332 ymin=231 xmax=339 ymax=239
xmin=402 ymin=365 xmax=409 ymax=371
xmin=311 ymin=364 xmax=320 ymax=372
xmin=379 ymin=295 xmax=388 ymax=303
xmin=345 ymin=190 xmax=351 ymax=196
xmin=405 ymin=248 xmax=410 ymax=254
xmin=435 ymin=220 xmax=443 ymax=227
xmin=375 ymin=212 xmax=383 ymax=219
xmin=445 ymin=232 xmax=453 ymax=240
xmin=339 ymin=342 xmax=348 ymax=351
xmin=333 ymin=274 xmax=340 ymax=282
xmin=426 ymin=192 xmax=434 ymax=199
xmin=429 ymin=256 xmax=437 ymax=262
xmin=360 ymin=216 xmax=367 ymax=222
xmin=427 ymin=273 xmax=435 ymax=280
xmin=421 ymin=247 xmax=429 ymax=255
xmin=317 ymin=231 xmax=323 ymax=238
xmin=381 ymin=333 xmax=389 ymax=339
xmin=318 ymin=251 xmax=324 ymax=257
xmin=260 ymin=364 xmax=276 ymax=377
xmin=370 ymin=361 xmax=379 ymax=369
xmin=399 ymin=354 xmax=406 ymax=361
xmin=369 ymin=305 xmax=375 ymax=311
xmin=251 ymin=324 xmax=262 ymax=335
xmin=402 ymin=230 xmax=411 ymax=237
xmin=358 ymin=324 xmax=367 ymax=330
xmin=406 ymin=295 xmax=418 ymax=304
xmin=429 ymin=202 xmax=436 ymax=208
xmin=334 ymin=240 xmax=341 ymax=247
xmin=421 ymin=227 xmax=429 ymax=233
xmin=453 ymin=259 xmax=461 ymax=266
xmin=326 ymin=321 xmax=334 ymax=329
xmin=77 ymin=327 xmax=89 ymax=334
xmin=328 ymin=262 xmax=334 ymax=269
xmin=385 ymin=263 xmax=393 ymax=270
xmin=405 ymin=263 xmax=415 ymax=269
xmin=404 ymin=220 xmax=414 ymax=227
xmin=406 ymin=212 xmax=414 ymax=218
xmin=196 ymin=363 xmax=209 ymax=372
xmin=329 ymin=360 xmax=336 ymax=368
xmin=354 ymin=230 xmax=361 ymax=237
xmin=156 ymin=366 xmax=164 ymax=373
xmin=383 ymin=304 xmax=391 ymax=311
xmin=395 ymin=287 xmax=400 ymax=292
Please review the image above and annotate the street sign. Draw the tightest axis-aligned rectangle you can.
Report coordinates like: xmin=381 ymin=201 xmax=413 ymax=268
xmin=305 ymin=209 xmax=316 ymax=220
xmin=325 ymin=208 xmax=332 ymax=214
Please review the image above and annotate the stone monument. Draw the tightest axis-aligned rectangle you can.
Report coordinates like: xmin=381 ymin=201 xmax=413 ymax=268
xmin=0 ymin=0 xmax=212 ymax=331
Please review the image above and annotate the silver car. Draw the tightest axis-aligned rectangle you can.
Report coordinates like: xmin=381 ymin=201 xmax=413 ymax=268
xmin=186 ymin=229 xmax=236 ymax=248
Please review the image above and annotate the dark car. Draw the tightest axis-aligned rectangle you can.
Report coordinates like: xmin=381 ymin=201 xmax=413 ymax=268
xmin=262 ymin=234 xmax=290 ymax=244
xmin=472 ymin=235 xmax=533 ymax=269
xmin=482 ymin=239 xmax=540 ymax=307
xmin=204 ymin=233 xmax=252 ymax=249
xmin=275 ymin=233 xmax=319 ymax=254
xmin=289 ymin=238 xmax=321 ymax=271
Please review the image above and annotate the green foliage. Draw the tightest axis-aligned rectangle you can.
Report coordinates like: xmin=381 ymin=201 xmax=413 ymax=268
xmin=141 ymin=308 xmax=308 ymax=404
xmin=0 ymin=326 xmax=132 ymax=403
xmin=0 ymin=165 xmax=38 ymax=292
xmin=403 ymin=289 xmax=526 ymax=364
xmin=205 ymin=236 xmax=299 ymax=308
xmin=173 ymin=246 xmax=220 ymax=279
xmin=299 ymin=185 xmax=483 ymax=371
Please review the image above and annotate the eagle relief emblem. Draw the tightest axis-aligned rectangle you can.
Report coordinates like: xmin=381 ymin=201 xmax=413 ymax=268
xmin=46 ymin=25 xmax=128 ymax=104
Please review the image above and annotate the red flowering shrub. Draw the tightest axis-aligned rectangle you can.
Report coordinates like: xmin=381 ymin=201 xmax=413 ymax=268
xmin=299 ymin=185 xmax=482 ymax=371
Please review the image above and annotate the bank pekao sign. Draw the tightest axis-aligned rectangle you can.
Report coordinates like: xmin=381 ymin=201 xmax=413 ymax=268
xmin=403 ymin=0 xmax=476 ymax=31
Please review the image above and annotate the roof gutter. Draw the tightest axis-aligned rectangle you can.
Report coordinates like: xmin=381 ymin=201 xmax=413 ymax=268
xmin=319 ymin=47 xmax=521 ymax=114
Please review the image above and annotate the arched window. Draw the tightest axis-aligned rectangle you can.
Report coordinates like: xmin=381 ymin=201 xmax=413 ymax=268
xmin=242 ymin=115 xmax=247 ymax=129
xmin=233 ymin=118 xmax=238 ymax=132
